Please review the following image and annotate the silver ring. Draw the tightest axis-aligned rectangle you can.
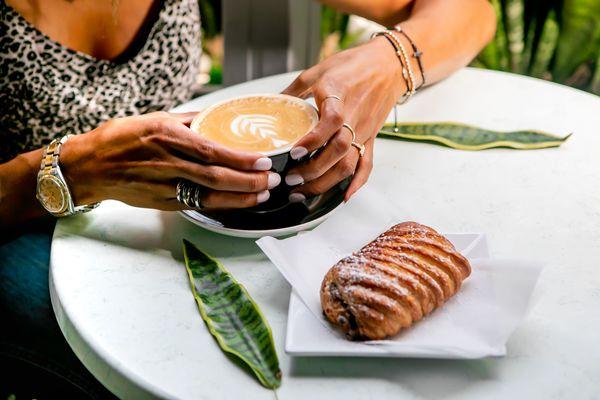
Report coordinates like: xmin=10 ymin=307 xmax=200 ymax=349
xmin=342 ymin=123 xmax=365 ymax=157
xmin=176 ymin=180 xmax=204 ymax=209
xmin=324 ymin=94 xmax=343 ymax=103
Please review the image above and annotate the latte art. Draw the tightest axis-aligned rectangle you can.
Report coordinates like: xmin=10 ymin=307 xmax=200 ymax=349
xmin=191 ymin=95 xmax=318 ymax=153
xmin=230 ymin=114 xmax=289 ymax=148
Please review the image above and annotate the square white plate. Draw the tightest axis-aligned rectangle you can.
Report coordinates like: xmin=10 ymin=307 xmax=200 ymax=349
xmin=285 ymin=233 xmax=490 ymax=358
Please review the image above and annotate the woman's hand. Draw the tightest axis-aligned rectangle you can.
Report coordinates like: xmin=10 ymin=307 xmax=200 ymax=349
xmin=282 ymin=36 xmax=406 ymax=201
xmin=60 ymin=112 xmax=281 ymax=210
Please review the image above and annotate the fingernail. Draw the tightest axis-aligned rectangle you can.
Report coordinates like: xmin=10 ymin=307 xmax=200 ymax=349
xmin=267 ymin=172 xmax=281 ymax=189
xmin=289 ymin=192 xmax=306 ymax=203
xmin=253 ymin=157 xmax=272 ymax=171
xmin=285 ymin=173 xmax=304 ymax=186
xmin=257 ymin=190 xmax=270 ymax=204
xmin=290 ymin=146 xmax=308 ymax=160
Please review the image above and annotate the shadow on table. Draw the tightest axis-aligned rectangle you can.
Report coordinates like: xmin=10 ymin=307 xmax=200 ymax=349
xmin=159 ymin=212 xmax=265 ymax=260
xmin=57 ymin=209 xmax=266 ymax=260
xmin=289 ymin=356 xmax=498 ymax=399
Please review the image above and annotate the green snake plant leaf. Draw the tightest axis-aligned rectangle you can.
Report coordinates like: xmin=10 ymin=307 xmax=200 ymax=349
xmin=521 ymin=15 xmax=536 ymax=73
xmin=521 ymin=0 xmax=545 ymax=75
xmin=182 ymin=240 xmax=282 ymax=389
xmin=553 ymin=0 xmax=600 ymax=82
xmin=478 ymin=0 xmax=509 ymax=70
xmin=378 ymin=122 xmax=571 ymax=151
xmin=529 ymin=10 xmax=560 ymax=79
xmin=505 ymin=0 xmax=526 ymax=73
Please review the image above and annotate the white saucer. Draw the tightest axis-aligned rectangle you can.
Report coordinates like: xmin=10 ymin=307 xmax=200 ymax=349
xmin=179 ymin=201 xmax=345 ymax=238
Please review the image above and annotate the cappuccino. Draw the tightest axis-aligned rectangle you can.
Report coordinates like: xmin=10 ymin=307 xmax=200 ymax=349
xmin=190 ymin=94 xmax=318 ymax=154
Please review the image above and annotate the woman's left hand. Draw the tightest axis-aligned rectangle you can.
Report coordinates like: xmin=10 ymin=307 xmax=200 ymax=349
xmin=282 ymin=36 xmax=405 ymax=202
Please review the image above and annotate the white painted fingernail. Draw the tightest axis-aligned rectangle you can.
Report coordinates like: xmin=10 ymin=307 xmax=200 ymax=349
xmin=267 ymin=173 xmax=281 ymax=189
xmin=289 ymin=193 xmax=306 ymax=203
xmin=290 ymin=146 xmax=308 ymax=160
xmin=253 ymin=157 xmax=272 ymax=171
xmin=257 ymin=190 xmax=270 ymax=204
xmin=285 ymin=173 xmax=304 ymax=186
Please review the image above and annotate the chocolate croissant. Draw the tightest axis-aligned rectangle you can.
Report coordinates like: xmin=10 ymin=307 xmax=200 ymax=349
xmin=320 ymin=222 xmax=471 ymax=340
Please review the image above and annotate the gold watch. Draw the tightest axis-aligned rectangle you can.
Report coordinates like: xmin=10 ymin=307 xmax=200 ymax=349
xmin=36 ymin=135 xmax=99 ymax=217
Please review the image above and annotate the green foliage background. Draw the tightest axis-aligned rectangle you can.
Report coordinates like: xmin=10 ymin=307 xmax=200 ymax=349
xmin=200 ymin=1 xmax=600 ymax=94
xmin=319 ymin=1 xmax=600 ymax=95
xmin=199 ymin=0 xmax=223 ymax=84
xmin=475 ymin=0 xmax=600 ymax=94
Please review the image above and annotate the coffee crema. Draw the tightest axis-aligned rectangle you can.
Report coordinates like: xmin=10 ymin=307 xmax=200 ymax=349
xmin=191 ymin=95 xmax=317 ymax=153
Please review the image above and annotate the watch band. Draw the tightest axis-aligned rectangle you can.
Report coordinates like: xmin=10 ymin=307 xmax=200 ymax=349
xmin=39 ymin=135 xmax=68 ymax=174
xmin=39 ymin=135 xmax=99 ymax=217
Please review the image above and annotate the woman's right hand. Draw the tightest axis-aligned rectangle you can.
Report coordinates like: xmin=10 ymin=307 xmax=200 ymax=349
xmin=59 ymin=111 xmax=281 ymax=210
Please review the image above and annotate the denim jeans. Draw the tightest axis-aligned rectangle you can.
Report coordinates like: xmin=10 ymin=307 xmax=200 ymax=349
xmin=0 ymin=220 xmax=115 ymax=399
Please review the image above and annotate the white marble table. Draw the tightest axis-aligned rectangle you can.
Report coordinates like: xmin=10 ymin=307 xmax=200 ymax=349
xmin=50 ymin=68 xmax=600 ymax=399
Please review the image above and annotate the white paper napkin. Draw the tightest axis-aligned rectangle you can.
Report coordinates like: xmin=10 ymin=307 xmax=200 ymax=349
xmin=257 ymin=187 xmax=543 ymax=358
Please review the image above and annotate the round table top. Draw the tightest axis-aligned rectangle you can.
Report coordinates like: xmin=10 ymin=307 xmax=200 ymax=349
xmin=51 ymin=68 xmax=600 ymax=399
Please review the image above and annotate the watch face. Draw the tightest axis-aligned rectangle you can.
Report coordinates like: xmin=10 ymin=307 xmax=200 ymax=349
xmin=38 ymin=175 xmax=67 ymax=214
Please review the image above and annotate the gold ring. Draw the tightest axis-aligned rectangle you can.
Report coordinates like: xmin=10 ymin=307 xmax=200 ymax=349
xmin=351 ymin=141 xmax=366 ymax=157
xmin=342 ymin=123 xmax=365 ymax=157
xmin=342 ymin=123 xmax=356 ymax=142
xmin=324 ymin=94 xmax=343 ymax=103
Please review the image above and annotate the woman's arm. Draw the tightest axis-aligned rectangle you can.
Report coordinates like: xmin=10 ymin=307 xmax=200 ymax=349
xmin=322 ymin=0 xmax=496 ymax=87
xmin=0 ymin=149 xmax=47 ymax=232
xmin=319 ymin=0 xmax=414 ymax=27
xmin=282 ymin=0 xmax=496 ymax=200
xmin=0 ymin=113 xmax=281 ymax=235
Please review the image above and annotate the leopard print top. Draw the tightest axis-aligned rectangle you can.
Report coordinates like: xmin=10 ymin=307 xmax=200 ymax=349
xmin=0 ymin=0 xmax=201 ymax=162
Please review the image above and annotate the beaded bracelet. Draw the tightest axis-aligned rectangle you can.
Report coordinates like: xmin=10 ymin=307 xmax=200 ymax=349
xmin=371 ymin=30 xmax=416 ymax=105
xmin=371 ymin=31 xmax=412 ymax=104
xmin=384 ymin=31 xmax=416 ymax=99
xmin=393 ymin=25 xmax=426 ymax=90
